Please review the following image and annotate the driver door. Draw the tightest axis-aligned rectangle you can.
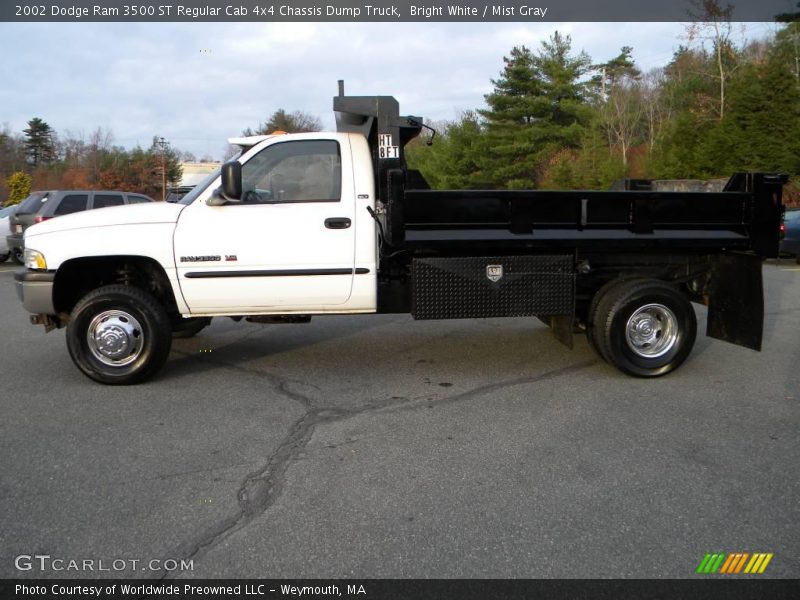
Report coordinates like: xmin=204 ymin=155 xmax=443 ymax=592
xmin=173 ymin=136 xmax=356 ymax=312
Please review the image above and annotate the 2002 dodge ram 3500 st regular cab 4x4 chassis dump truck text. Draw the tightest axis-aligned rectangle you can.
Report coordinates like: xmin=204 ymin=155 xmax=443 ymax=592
xmin=14 ymin=84 xmax=787 ymax=384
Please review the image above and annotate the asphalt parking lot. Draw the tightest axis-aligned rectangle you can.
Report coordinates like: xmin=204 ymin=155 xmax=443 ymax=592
xmin=0 ymin=261 xmax=798 ymax=579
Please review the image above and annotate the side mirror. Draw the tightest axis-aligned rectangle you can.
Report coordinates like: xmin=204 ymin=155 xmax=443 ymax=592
xmin=221 ymin=161 xmax=243 ymax=201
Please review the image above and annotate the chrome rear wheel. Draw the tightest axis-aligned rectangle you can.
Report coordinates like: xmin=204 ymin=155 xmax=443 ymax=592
xmin=624 ymin=303 xmax=678 ymax=359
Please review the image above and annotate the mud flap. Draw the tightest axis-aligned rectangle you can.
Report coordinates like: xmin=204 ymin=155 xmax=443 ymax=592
xmin=707 ymin=254 xmax=763 ymax=351
xmin=538 ymin=315 xmax=575 ymax=350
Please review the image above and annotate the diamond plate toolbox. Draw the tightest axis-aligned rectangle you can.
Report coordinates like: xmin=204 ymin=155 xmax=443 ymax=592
xmin=411 ymin=255 xmax=575 ymax=320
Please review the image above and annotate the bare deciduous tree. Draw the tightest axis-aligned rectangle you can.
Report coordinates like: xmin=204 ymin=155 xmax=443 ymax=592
xmin=601 ymin=75 xmax=643 ymax=168
xmin=641 ymin=68 xmax=672 ymax=153
xmin=686 ymin=0 xmax=743 ymax=119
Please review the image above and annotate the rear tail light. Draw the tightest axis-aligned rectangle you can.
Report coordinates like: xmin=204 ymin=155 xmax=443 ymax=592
xmin=34 ymin=216 xmax=52 ymax=223
xmin=779 ymin=223 xmax=786 ymax=234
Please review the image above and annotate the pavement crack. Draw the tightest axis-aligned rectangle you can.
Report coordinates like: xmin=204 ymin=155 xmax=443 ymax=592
xmin=156 ymin=351 xmax=322 ymax=579
xmin=159 ymin=405 xmax=348 ymax=580
xmin=394 ymin=359 xmax=598 ymax=413
xmin=158 ymin=353 xmax=596 ymax=579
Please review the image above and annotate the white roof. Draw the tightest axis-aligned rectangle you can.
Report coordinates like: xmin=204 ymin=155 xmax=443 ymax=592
xmin=227 ymin=135 xmax=274 ymax=148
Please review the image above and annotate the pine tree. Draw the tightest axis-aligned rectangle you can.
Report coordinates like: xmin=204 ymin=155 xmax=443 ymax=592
xmin=478 ymin=45 xmax=545 ymax=188
xmin=23 ymin=117 xmax=56 ymax=167
xmin=594 ymin=46 xmax=640 ymax=96
xmin=478 ymin=34 xmax=593 ymax=188
xmin=406 ymin=112 xmax=489 ymax=189
xmin=715 ymin=37 xmax=800 ymax=174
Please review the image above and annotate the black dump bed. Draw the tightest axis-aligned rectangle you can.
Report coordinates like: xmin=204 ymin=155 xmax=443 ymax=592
xmin=402 ymin=173 xmax=786 ymax=258
xmin=333 ymin=84 xmax=786 ymax=259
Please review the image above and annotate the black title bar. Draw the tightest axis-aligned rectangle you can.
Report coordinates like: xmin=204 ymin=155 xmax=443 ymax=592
xmin=1 ymin=0 xmax=794 ymax=22
xmin=3 ymin=579 xmax=800 ymax=600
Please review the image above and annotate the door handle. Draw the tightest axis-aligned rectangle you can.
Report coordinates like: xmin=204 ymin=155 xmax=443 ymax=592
xmin=325 ymin=217 xmax=351 ymax=229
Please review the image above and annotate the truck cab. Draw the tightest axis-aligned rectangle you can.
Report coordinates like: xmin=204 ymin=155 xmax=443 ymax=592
xmin=172 ymin=132 xmax=378 ymax=314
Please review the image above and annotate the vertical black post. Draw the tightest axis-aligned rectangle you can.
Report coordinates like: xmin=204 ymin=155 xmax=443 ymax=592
xmin=749 ymin=173 xmax=787 ymax=259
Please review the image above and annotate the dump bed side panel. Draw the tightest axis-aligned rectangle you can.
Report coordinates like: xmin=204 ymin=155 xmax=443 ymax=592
xmin=401 ymin=173 xmax=787 ymax=258
xmin=404 ymin=190 xmax=748 ymax=231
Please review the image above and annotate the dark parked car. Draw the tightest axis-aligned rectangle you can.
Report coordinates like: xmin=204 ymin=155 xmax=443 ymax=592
xmin=6 ymin=190 xmax=154 ymax=263
xmin=165 ymin=185 xmax=194 ymax=203
xmin=780 ymin=209 xmax=800 ymax=262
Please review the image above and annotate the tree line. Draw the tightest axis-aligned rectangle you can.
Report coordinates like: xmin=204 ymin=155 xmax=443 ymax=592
xmin=0 ymin=108 xmax=326 ymax=205
xmin=0 ymin=120 xmax=188 ymax=204
xmin=3 ymin=14 xmax=797 ymax=205
xmin=406 ymin=19 xmax=800 ymax=204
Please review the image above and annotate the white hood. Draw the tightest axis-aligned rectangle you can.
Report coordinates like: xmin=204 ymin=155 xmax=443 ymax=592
xmin=25 ymin=202 xmax=185 ymax=239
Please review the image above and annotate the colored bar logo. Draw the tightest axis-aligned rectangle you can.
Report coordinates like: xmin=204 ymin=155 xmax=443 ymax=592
xmin=696 ymin=552 xmax=773 ymax=574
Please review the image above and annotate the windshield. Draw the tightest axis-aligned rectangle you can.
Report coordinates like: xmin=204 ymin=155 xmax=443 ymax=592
xmin=178 ymin=169 xmax=220 ymax=205
xmin=178 ymin=151 xmax=242 ymax=205
xmin=0 ymin=205 xmax=17 ymax=218
xmin=17 ymin=192 xmax=49 ymax=214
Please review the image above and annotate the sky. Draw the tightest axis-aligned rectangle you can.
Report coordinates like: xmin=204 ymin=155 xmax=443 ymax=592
xmin=0 ymin=21 xmax=781 ymax=160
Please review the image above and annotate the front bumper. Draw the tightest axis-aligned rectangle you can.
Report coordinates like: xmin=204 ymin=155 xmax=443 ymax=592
xmin=14 ymin=269 xmax=56 ymax=314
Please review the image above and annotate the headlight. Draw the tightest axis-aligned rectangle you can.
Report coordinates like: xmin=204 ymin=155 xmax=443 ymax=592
xmin=24 ymin=248 xmax=47 ymax=270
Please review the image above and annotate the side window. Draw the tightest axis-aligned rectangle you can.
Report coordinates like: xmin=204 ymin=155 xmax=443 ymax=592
xmin=241 ymin=140 xmax=341 ymax=203
xmin=127 ymin=195 xmax=153 ymax=204
xmin=54 ymin=194 xmax=88 ymax=215
xmin=93 ymin=194 xmax=125 ymax=209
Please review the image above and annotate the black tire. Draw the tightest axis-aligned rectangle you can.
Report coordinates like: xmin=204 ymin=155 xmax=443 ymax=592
xmin=592 ymin=279 xmax=697 ymax=377
xmin=585 ymin=278 xmax=644 ymax=362
xmin=11 ymin=247 xmax=23 ymax=265
xmin=172 ymin=316 xmax=211 ymax=338
xmin=0 ymin=252 xmax=9 ymax=263
xmin=66 ymin=285 xmax=172 ymax=385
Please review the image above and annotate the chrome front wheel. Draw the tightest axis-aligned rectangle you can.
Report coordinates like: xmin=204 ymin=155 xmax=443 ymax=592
xmin=87 ymin=310 xmax=144 ymax=367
